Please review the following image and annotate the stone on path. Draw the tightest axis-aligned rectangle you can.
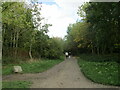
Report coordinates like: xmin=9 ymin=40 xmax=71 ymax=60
xmin=13 ymin=66 xmax=22 ymax=73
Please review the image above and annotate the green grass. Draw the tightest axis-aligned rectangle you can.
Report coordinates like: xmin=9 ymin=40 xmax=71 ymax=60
xmin=77 ymin=54 xmax=120 ymax=86
xmin=3 ymin=59 xmax=63 ymax=75
xmin=2 ymin=81 xmax=32 ymax=88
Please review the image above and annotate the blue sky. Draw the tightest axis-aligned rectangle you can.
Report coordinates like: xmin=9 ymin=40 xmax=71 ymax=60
xmin=32 ymin=0 xmax=57 ymax=5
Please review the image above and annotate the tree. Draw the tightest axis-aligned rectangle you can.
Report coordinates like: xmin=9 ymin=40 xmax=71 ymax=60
xmin=2 ymin=2 xmax=34 ymax=58
xmin=83 ymin=2 xmax=120 ymax=54
xmin=65 ymin=2 xmax=120 ymax=55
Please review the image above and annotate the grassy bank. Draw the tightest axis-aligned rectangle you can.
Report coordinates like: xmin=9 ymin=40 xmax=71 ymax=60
xmin=2 ymin=81 xmax=32 ymax=88
xmin=3 ymin=59 xmax=63 ymax=75
xmin=78 ymin=54 xmax=120 ymax=86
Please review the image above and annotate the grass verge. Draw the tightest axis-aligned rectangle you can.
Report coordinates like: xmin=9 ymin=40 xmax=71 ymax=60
xmin=2 ymin=81 xmax=32 ymax=88
xmin=77 ymin=54 xmax=120 ymax=86
xmin=3 ymin=59 xmax=63 ymax=75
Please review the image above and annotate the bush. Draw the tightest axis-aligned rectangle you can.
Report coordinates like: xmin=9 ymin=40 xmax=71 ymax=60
xmin=2 ymin=57 xmax=23 ymax=65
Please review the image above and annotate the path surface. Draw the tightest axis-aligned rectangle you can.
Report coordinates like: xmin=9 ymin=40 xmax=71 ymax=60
xmin=3 ymin=57 xmax=119 ymax=88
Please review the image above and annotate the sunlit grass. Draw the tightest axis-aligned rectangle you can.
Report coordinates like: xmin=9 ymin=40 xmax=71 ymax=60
xmin=78 ymin=54 xmax=120 ymax=86
xmin=2 ymin=81 xmax=32 ymax=88
xmin=3 ymin=59 xmax=63 ymax=75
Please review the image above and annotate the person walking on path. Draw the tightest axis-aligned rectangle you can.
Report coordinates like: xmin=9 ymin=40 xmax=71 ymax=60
xmin=65 ymin=52 xmax=69 ymax=59
xmin=68 ymin=52 xmax=71 ymax=58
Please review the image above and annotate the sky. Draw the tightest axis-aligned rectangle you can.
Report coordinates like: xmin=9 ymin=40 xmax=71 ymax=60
xmin=29 ymin=0 xmax=89 ymax=38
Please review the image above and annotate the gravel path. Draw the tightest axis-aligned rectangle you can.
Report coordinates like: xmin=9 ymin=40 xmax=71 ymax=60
xmin=3 ymin=57 xmax=119 ymax=88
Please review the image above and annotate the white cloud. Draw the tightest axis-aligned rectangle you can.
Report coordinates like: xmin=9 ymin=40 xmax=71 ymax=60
xmin=40 ymin=0 xmax=87 ymax=38
xmin=48 ymin=17 xmax=75 ymax=38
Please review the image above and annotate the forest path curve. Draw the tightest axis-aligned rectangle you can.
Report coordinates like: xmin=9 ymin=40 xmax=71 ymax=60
xmin=3 ymin=57 xmax=119 ymax=88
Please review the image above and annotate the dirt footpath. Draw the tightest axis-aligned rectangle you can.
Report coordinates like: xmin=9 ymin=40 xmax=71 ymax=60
xmin=3 ymin=57 xmax=119 ymax=88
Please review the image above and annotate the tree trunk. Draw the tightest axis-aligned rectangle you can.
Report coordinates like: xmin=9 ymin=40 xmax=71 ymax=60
xmin=92 ymin=46 xmax=94 ymax=54
xmin=13 ymin=31 xmax=16 ymax=57
xmin=16 ymin=31 xmax=19 ymax=49
xmin=102 ymin=45 xmax=106 ymax=54
xmin=10 ymin=33 xmax=13 ymax=48
xmin=15 ymin=31 xmax=19 ymax=58
xmin=91 ymin=45 xmax=95 ymax=54
xmin=110 ymin=47 xmax=113 ymax=54
xmin=29 ymin=44 xmax=33 ymax=60
xmin=97 ymin=47 xmax=100 ymax=55
xmin=13 ymin=32 xmax=16 ymax=48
